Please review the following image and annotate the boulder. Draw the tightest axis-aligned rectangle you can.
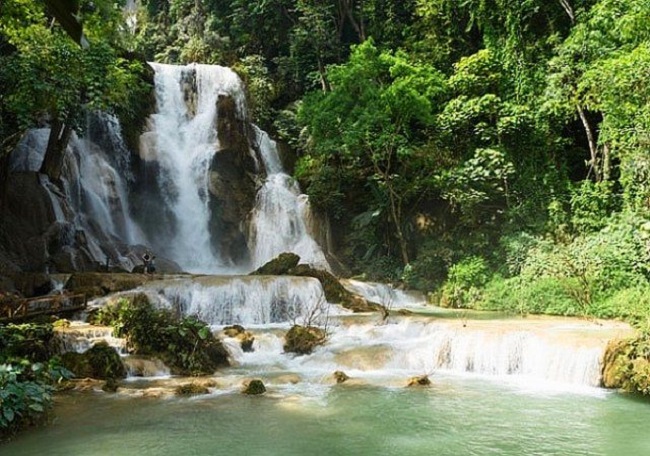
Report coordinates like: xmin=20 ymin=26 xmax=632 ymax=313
xmin=284 ymin=325 xmax=326 ymax=355
xmin=241 ymin=378 xmax=266 ymax=395
xmin=333 ymin=370 xmax=350 ymax=384
xmin=223 ymin=324 xmax=255 ymax=352
xmin=251 ymin=252 xmax=301 ymax=276
xmin=406 ymin=375 xmax=432 ymax=387
xmin=601 ymin=338 xmax=628 ymax=388
xmin=61 ymin=341 xmax=127 ymax=380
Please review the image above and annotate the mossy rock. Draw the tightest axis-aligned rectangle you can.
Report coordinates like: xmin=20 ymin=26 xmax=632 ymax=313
xmin=284 ymin=325 xmax=326 ymax=355
xmin=61 ymin=341 xmax=127 ymax=380
xmin=65 ymin=273 xmax=153 ymax=300
xmin=406 ymin=375 xmax=432 ymax=387
xmin=288 ymin=264 xmax=384 ymax=313
xmin=602 ymin=338 xmax=629 ymax=389
xmin=250 ymin=253 xmax=300 ymax=276
xmin=241 ymin=378 xmax=266 ymax=395
xmin=175 ymin=382 xmax=210 ymax=396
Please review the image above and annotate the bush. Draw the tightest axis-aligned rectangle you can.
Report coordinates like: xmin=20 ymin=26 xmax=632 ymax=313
xmin=0 ymin=363 xmax=53 ymax=438
xmin=440 ymin=256 xmax=489 ymax=308
xmin=95 ymin=294 xmax=229 ymax=375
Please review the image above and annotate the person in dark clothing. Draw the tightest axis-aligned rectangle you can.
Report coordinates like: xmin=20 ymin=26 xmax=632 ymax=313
xmin=142 ymin=251 xmax=155 ymax=274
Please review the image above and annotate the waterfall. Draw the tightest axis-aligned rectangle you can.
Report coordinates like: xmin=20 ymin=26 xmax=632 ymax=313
xmin=140 ymin=63 xmax=243 ymax=273
xmin=139 ymin=63 xmax=328 ymax=273
xmin=249 ymin=128 xmax=330 ymax=270
xmin=341 ymin=279 xmax=427 ymax=309
xmin=10 ymin=118 xmax=145 ymax=270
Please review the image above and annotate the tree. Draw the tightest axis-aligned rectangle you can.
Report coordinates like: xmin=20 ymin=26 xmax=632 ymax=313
xmin=0 ymin=0 xmax=149 ymax=181
xmin=298 ymin=40 xmax=446 ymax=265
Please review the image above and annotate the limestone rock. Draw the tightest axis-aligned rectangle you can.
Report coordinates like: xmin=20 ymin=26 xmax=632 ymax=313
xmin=284 ymin=325 xmax=326 ymax=355
xmin=64 ymin=272 xmax=154 ymax=299
xmin=175 ymin=382 xmax=211 ymax=396
xmin=601 ymin=338 xmax=630 ymax=389
xmin=242 ymin=378 xmax=266 ymax=395
xmin=333 ymin=370 xmax=350 ymax=384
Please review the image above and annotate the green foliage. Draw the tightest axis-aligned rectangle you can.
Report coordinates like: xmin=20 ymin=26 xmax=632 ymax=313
xmin=95 ymin=294 xmax=228 ymax=375
xmin=440 ymin=256 xmax=489 ymax=308
xmin=609 ymin=332 xmax=650 ymax=395
xmin=0 ymin=363 xmax=53 ymax=437
xmin=0 ymin=323 xmax=72 ymax=438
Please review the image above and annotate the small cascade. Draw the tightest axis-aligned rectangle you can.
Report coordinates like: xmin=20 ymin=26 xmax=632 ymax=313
xmin=224 ymin=318 xmax=623 ymax=387
xmin=123 ymin=357 xmax=170 ymax=378
xmin=140 ymin=275 xmax=331 ymax=326
xmin=341 ymin=279 xmax=427 ymax=310
xmin=249 ymin=127 xmax=330 ymax=270
xmin=55 ymin=323 xmax=127 ymax=354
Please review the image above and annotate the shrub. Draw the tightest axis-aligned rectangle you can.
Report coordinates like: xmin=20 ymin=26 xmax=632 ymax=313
xmin=95 ymin=294 xmax=229 ymax=375
xmin=440 ymin=256 xmax=489 ymax=308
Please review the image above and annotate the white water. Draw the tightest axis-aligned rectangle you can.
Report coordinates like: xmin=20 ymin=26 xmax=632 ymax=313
xmin=139 ymin=275 xmax=333 ymax=326
xmin=10 ymin=120 xmax=145 ymax=270
xmin=341 ymin=279 xmax=427 ymax=310
xmin=248 ymin=129 xmax=330 ymax=270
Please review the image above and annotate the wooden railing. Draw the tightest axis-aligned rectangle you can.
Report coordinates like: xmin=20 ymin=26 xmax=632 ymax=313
xmin=0 ymin=293 xmax=87 ymax=323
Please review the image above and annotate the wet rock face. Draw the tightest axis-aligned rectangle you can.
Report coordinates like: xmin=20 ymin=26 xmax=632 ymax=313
xmin=251 ymin=252 xmax=300 ymax=276
xmin=223 ymin=325 xmax=255 ymax=352
xmin=207 ymin=94 xmax=258 ymax=265
xmin=406 ymin=375 xmax=431 ymax=387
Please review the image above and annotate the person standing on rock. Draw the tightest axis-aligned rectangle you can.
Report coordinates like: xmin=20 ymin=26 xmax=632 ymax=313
xmin=142 ymin=251 xmax=155 ymax=274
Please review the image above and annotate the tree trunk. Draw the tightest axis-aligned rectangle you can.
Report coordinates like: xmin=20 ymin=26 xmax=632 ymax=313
xmin=559 ymin=0 xmax=575 ymax=24
xmin=40 ymin=119 xmax=72 ymax=181
xmin=576 ymin=105 xmax=600 ymax=182
xmin=387 ymin=189 xmax=409 ymax=266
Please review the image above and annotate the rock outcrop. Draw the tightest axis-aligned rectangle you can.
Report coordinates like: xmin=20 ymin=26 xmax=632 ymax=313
xmin=223 ymin=324 xmax=255 ymax=352
xmin=284 ymin=325 xmax=326 ymax=355
xmin=406 ymin=375 xmax=432 ymax=387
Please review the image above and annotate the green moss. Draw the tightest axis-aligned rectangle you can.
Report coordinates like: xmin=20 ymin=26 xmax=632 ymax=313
xmin=241 ymin=379 xmax=266 ymax=395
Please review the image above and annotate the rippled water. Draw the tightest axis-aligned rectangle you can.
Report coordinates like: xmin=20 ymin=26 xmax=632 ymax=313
xmin=4 ymin=375 xmax=650 ymax=456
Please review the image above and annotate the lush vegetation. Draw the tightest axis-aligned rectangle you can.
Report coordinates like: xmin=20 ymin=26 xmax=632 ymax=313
xmin=93 ymin=294 xmax=229 ymax=375
xmin=3 ymin=0 xmax=650 ymax=393
xmin=0 ymin=323 xmax=70 ymax=439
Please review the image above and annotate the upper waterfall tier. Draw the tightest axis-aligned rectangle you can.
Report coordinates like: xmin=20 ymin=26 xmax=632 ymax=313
xmin=135 ymin=63 xmax=329 ymax=274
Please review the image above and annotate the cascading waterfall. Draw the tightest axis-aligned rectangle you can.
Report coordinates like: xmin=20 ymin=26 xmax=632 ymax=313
xmin=10 ymin=116 xmax=145 ymax=269
xmin=141 ymin=63 xmax=244 ymax=273
xmin=249 ymin=127 xmax=330 ymax=270
xmin=140 ymin=63 xmax=328 ymax=272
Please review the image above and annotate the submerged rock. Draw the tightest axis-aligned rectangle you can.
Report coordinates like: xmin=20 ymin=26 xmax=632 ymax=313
xmin=241 ymin=378 xmax=266 ymax=395
xmin=284 ymin=325 xmax=326 ymax=355
xmin=406 ymin=375 xmax=432 ymax=387
xmin=175 ymin=382 xmax=211 ymax=396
